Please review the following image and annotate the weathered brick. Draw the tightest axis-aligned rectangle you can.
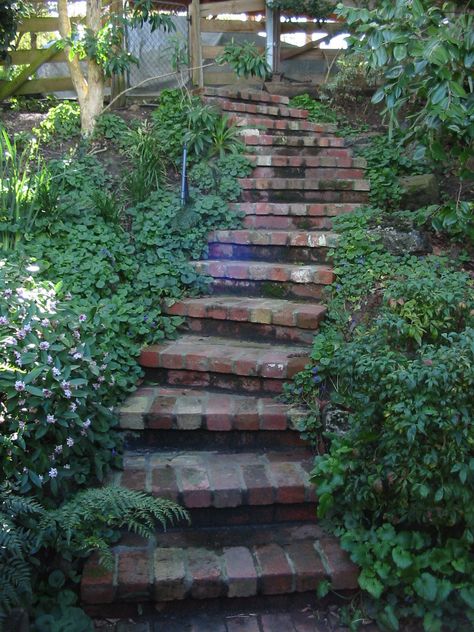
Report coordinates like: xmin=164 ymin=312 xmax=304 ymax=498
xmin=223 ymin=547 xmax=258 ymax=597
xmin=120 ymin=468 xmax=146 ymax=492
xmin=318 ymin=538 xmax=359 ymax=590
xmin=207 ymin=459 xmax=243 ymax=508
xmin=242 ymin=464 xmax=274 ymax=505
xmin=255 ymin=543 xmax=294 ymax=594
xmin=187 ymin=548 xmax=224 ymax=599
xmin=285 ymin=541 xmax=326 ymax=592
xmin=261 ymin=613 xmax=296 ymax=632
xmin=117 ymin=550 xmax=151 ymax=598
xmin=81 ymin=554 xmax=116 ymax=604
xmin=151 ymin=465 xmax=179 ymax=501
xmin=268 ymin=461 xmax=307 ymax=504
xmin=154 ymin=548 xmax=187 ymax=601
xmin=178 ymin=465 xmax=211 ymax=508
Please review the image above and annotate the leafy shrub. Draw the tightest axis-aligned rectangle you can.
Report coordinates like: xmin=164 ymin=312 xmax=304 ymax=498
xmin=323 ymin=53 xmax=380 ymax=105
xmin=216 ymin=40 xmax=271 ymax=80
xmin=289 ymin=207 xmax=474 ymax=630
xmin=338 ymin=1 xmax=474 ymax=181
xmin=266 ymin=0 xmax=335 ymax=19
xmin=35 ymin=101 xmax=81 ymax=143
xmin=93 ymin=112 xmax=130 ymax=143
xmin=0 ymin=260 xmax=122 ymax=498
xmin=0 ymin=485 xmax=187 ymax=622
xmin=289 ymin=94 xmax=339 ymax=124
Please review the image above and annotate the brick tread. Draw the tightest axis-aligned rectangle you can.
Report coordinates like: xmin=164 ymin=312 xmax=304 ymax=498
xmin=230 ymin=202 xmax=361 ymax=217
xmin=248 ymin=155 xmax=367 ymax=169
xmin=115 ymin=449 xmax=315 ymax=508
xmin=204 ymin=87 xmax=290 ymax=105
xmin=81 ymin=525 xmax=359 ymax=604
xmin=232 ymin=116 xmax=337 ymax=134
xmin=192 ymin=260 xmax=334 ymax=285
xmin=206 ymin=97 xmax=309 ymax=120
xmin=165 ymin=296 xmax=326 ymax=328
xmin=243 ymin=134 xmax=346 ymax=148
xmin=208 ymin=230 xmax=338 ymax=248
xmin=140 ymin=335 xmax=309 ymax=379
xmin=239 ymin=177 xmax=370 ymax=192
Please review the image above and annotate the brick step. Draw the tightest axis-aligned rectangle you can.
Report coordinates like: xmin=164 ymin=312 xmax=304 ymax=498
xmin=140 ymin=335 xmax=309 ymax=380
xmin=207 ymin=229 xmax=337 ymax=264
xmin=81 ymin=524 xmax=359 ymax=606
xmin=248 ymin=155 xmax=366 ymax=169
xmin=247 ymin=144 xmax=353 ymax=158
xmin=164 ymin=296 xmax=326 ymax=344
xmin=206 ymin=97 xmax=309 ymax=119
xmin=118 ymin=386 xmax=305 ymax=434
xmin=204 ymin=87 xmax=290 ymax=106
xmin=113 ymin=449 xmax=315 ymax=514
xmin=239 ymin=177 xmax=370 ymax=193
xmin=240 ymin=189 xmax=369 ymax=205
xmin=243 ymin=134 xmax=346 ymax=149
xmin=232 ymin=202 xmax=360 ymax=230
xmin=251 ymin=166 xmax=366 ymax=180
xmin=232 ymin=116 xmax=337 ymax=135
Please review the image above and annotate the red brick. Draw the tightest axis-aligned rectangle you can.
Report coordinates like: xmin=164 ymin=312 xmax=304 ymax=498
xmin=147 ymin=395 xmax=175 ymax=429
xmin=140 ymin=346 xmax=159 ymax=367
xmin=318 ymin=538 xmax=359 ymax=590
xmin=207 ymin=459 xmax=242 ymax=508
xmin=187 ymin=548 xmax=224 ymax=599
xmin=268 ymin=462 xmax=307 ymax=504
xmin=185 ymin=353 xmax=210 ymax=372
xmin=167 ymin=370 xmax=210 ymax=387
xmin=178 ymin=466 xmax=211 ymax=508
xmin=285 ymin=541 xmax=326 ymax=592
xmin=234 ymin=397 xmax=260 ymax=430
xmin=223 ymin=547 xmax=258 ymax=597
xmin=260 ymin=401 xmax=288 ymax=430
xmin=159 ymin=348 xmax=185 ymax=370
xmin=255 ymin=543 xmax=293 ymax=594
xmin=81 ymin=554 xmax=116 ymax=604
xmin=120 ymin=468 xmax=146 ymax=492
xmin=205 ymin=394 xmax=234 ymax=430
xmin=242 ymin=464 xmax=274 ymax=505
xmin=117 ymin=550 xmax=151 ymax=598
xmin=261 ymin=614 xmax=296 ymax=632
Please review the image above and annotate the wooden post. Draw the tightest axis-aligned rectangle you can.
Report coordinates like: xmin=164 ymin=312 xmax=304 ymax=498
xmin=110 ymin=0 xmax=127 ymax=108
xmin=190 ymin=0 xmax=203 ymax=88
xmin=265 ymin=5 xmax=280 ymax=75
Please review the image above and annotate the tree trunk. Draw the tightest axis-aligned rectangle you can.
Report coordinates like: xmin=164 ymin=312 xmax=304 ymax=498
xmin=57 ymin=0 xmax=105 ymax=136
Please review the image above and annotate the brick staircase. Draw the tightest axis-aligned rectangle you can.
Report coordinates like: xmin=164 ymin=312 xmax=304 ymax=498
xmin=81 ymin=88 xmax=369 ymax=620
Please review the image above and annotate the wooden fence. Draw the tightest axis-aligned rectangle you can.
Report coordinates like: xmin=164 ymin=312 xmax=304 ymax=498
xmin=0 ymin=0 xmax=345 ymax=100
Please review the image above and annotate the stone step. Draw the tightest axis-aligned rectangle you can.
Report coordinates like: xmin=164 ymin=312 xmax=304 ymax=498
xmin=204 ymin=87 xmax=290 ymax=106
xmin=206 ymin=97 xmax=309 ymax=120
xmin=164 ymin=296 xmax=326 ymax=344
xmin=81 ymin=524 xmax=359 ymax=607
xmin=232 ymin=202 xmax=360 ymax=230
xmin=247 ymin=143 xmax=353 ymax=159
xmin=251 ymin=166 xmax=366 ymax=180
xmin=207 ymin=229 xmax=337 ymax=264
xmin=232 ymin=116 xmax=337 ymax=135
xmin=239 ymin=177 xmax=370 ymax=192
xmin=243 ymin=134 xmax=346 ymax=149
xmin=113 ymin=449 xmax=315 ymax=516
xmin=118 ymin=386 xmax=305 ymax=434
xmin=248 ymin=154 xmax=366 ymax=169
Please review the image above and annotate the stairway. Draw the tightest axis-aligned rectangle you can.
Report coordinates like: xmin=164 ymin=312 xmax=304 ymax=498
xmin=81 ymin=88 xmax=369 ymax=620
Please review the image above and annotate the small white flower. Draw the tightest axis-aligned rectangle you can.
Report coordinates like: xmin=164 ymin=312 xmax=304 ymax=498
xmin=73 ymin=352 xmax=82 ymax=360
xmin=64 ymin=389 xmax=72 ymax=398
xmin=5 ymin=337 xmax=17 ymax=346
xmin=18 ymin=421 xmax=26 ymax=430
xmin=0 ymin=316 xmax=8 ymax=325
xmin=39 ymin=341 xmax=50 ymax=351
xmin=70 ymin=403 xmax=77 ymax=412
xmin=41 ymin=318 xmax=50 ymax=327
xmin=17 ymin=329 xmax=26 ymax=340
xmin=47 ymin=355 xmax=53 ymax=364
xmin=15 ymin=380 xmax=25 ymax=392
xmin=66 ymin=437 xmax=74 ymax=447
xmin=54 ymin=445 xmax=63 ymax=453
xmin=79 ymin=314 xmax=87 ymax=322
xmin=43 ymin=389 xmax=53 ymax=398
xmin=49 ymin=468 xmax=58 ymax=478
xmin=93 ymin=383 xmax=100 ymax=390
xmin=23 ymin=323 xmax=32 ymax=332
xmin=61 ymin=380 xmax=70 ymax=389
xmin=38 ymin=474 xmax=44 ymax=482
xmin=64 ymin=464 xmax=70 ymax=470
xmin=83 ymin=418 xmax=91 ymax=428
xmin=3 ymin=289 xmax=12 ymax=298
xmin=73 ymin=330 xmax=81 ymax=339
xmin=46 ymin=414 xmax=56 ymax=424
xmin=52 ymin=367 xmax=60 ymax=377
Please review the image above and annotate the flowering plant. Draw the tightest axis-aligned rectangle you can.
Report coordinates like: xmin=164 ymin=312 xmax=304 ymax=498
xmin=0 ymin=260 xmax=121 ymax=498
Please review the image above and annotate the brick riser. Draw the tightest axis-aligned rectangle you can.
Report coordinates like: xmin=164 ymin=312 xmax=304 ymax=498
xmin=209 ymin=243 xmax=330 ymax=264
xmin=240 ymin=189 xmax=370 ymax=204
xmin=209 ymin=278 xmax=326 ymax=301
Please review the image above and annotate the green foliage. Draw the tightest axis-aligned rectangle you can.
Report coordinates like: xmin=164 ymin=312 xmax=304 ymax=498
xmin=0 ymin=0 xmax=26 ymax=60
xmin=35 ymin=101 xmax=81 ymax=143
xmin=93 ymin=112 xmax=130 ymax=143
xmin=0 ymin=485 xmax=188 ymax=621
xmin=124 ymin=122 xmax=167 ymax=202
xmin=323 ymin=53 xmax=380 ymax=105
xmin=431 ymin=200 xmax=474 ymax=243
xmin=267 ymin=0 xmax=335 ymax=19
xmin=289 ymin=94 xmax=339 ymax=124
xmin=151 ymin=89 xmax=243 ymax=165
xmin=357 ymin=132 xmax=428 ymax=209
xmin=337 ymin=1 xmax=474 ymax=180
xmin=216 ymin=40 xmax=271 ymax=79
xmin=0 ymin=129 xmax=59 ymax=251
xmin=288 ymin=206 xmax=474 ymax=630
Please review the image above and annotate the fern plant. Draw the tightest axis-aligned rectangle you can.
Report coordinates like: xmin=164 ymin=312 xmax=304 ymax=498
xmin=0 ymin=486 xmax=188 ymax=620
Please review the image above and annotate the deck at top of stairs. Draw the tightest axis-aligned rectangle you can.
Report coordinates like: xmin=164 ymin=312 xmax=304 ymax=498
xmin=81 ymin=86 xmax=366 ymax=617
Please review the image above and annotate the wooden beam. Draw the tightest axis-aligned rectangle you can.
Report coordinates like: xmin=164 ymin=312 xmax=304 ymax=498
xmin=0 ymin=49 xmax=67 ymax=66
xmin=17 ymin=16 xmax=83 ymax=33
xmin=281 ymin=40 xmax=319 ymax=61
xmin=190 ymin=0 xmax=203 ymax=87
xmin=0 ymin=45 xmax=61 ymax=99
xmin=14 ymin=76 xmax=75 ymax=95
xmin=200 ymin=0 xmax=265 ymax=17
xmin=202 ymin=45 xmax=264 ymax=58
xmin=280 ymin=21 xmax=344 ymax=34
xmin=200 ymin=18 xmax=262 ymax=32
xmin=204 ymin=71 xmax=261 ymax=86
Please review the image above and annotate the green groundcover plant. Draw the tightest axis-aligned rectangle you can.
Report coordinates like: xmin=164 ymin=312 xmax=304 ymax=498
xmin=288 ymin=207 xmax=474 ymax=631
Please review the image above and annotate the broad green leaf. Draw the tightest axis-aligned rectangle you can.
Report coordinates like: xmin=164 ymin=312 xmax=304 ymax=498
xmin=393 ymin=44 xmax=407 ymax=61
xmin=392 ymin=546 xmax=413 ymax=569
xmin=359 ymin=569 xmax=384 ymax=598
xmin=414 ymin=573 xmax=438 ymax=602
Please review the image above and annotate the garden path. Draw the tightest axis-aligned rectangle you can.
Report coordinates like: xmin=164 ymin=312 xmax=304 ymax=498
xmin=81 ymin=88 xmax=370 ymax=622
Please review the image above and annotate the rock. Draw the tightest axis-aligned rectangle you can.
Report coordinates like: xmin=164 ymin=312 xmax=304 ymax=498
xmin=368 ymin=227 xmax=432 ymax=256
xmin=399 ymin=173 xmax=439 ymax=209
xmin=322 ymin=404 xmax=350 ymax=436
